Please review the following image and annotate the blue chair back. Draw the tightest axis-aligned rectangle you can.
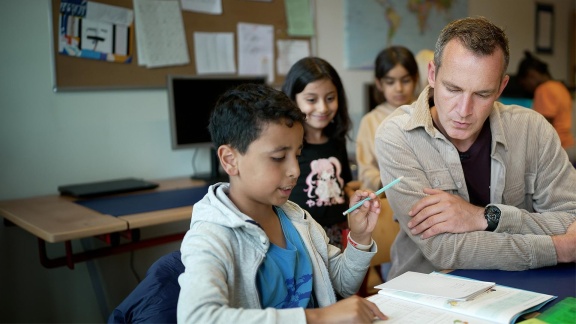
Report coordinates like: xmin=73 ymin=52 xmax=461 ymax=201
xmin=108 ymin=251 xmax=184 ymax=324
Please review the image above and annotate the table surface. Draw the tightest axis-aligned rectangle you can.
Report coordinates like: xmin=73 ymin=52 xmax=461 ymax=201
xmin=0 ymin=177 xmax=206 ymax=243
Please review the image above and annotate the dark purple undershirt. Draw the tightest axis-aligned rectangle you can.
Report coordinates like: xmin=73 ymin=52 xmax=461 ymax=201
xmin=434 ymin=117 xmax=492 ymax=206
xmin=458 ymin=119 xmax=492 ymax=206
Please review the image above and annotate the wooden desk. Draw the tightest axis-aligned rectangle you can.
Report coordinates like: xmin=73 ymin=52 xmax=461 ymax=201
xmin=0 ymin=177 xmax=206 ymax=269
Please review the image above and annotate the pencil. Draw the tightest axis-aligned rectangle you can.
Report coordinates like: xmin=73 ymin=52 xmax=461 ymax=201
xmin=342 ymin=176 xmax=404 ymax=215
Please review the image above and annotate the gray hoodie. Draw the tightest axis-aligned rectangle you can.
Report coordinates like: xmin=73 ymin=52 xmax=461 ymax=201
xmin=177 ymin=183 xmax=376 ymax=323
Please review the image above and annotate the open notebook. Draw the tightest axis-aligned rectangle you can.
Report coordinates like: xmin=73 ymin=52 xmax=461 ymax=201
xmin=58 ymin=178 xmax=159 ymax=198
xmin=370 ymin=272 xmax=555 ymax=324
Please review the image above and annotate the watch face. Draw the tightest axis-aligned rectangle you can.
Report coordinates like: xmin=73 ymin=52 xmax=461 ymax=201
xmin=487 ymin=206 xmax=500 ymax=221
xmin=485 ymin=205 xmax=501 ymax=230
xmin=484 ymin=206 xmax=500 ymax=231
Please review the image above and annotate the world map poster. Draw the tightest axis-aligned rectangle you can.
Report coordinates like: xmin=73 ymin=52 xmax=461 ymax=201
xmin=344 ymin=0 xmax=468 ymax=69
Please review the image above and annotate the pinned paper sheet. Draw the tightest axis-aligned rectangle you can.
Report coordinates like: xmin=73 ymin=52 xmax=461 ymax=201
xmin=194 ymin=32 xmax=236 ymax=74
xmin=180 ymin=0 xmax=222 ymax=14
xmin=133 ymin=0 xmax=190 ymax=68
xmin=284 ymin=0 xmax=314 ymax=36
xmin=237 ymin=23 xmax=274 ymax=83
xmin=85 ymin=1 xmax=134 ymax=26
xmin=276 ymin=40 xmax=310 ymax=75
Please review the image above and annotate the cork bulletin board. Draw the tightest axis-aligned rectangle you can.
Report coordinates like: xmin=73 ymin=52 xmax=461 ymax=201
xmin=51 ymin=0 xmax=312 ymax=91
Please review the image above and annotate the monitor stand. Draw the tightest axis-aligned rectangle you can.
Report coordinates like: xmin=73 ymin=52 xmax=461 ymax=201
xmin=190 ymin=146 xmax=229 ymax=185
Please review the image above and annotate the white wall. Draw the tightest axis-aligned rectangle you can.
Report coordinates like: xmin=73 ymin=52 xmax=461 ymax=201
xmin=0 ymin=1 xmax=206 ymax=201
xmin=316 ymin=0 xmax=575 ymax=149
xmin=0 ymin=0 xmax=574 ymax=322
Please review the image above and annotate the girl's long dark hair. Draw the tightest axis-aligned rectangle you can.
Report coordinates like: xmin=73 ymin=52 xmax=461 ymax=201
xmin=282 ymin=57 xmax=352 ymax=144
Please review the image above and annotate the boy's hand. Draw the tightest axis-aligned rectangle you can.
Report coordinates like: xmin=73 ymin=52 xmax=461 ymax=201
xmin=348 ymin=190 xmax=380 ymax=245
xmin=305 ymin=295 xmax=387 ymax=323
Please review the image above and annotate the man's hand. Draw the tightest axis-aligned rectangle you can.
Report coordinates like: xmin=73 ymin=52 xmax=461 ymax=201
xmin=408 ymin=188 xmax=486 ymax=239
xmin=305 ymin=295 xmax=388 ymax=323
xmin=552 ymin=221 xmax=576 ymax=263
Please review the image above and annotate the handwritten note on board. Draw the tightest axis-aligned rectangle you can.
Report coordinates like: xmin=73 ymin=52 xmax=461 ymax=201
xmin=133 ymin=0 xmax=190 ymax=68
xmin=194 ymin=32 xmax=236 ymax=74
xmin=237 ymin=22 xmax=274 ymax=83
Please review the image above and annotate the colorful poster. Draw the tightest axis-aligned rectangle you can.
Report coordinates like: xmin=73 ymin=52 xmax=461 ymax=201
xmin=59 ymin=0 xmax=134 ymax=63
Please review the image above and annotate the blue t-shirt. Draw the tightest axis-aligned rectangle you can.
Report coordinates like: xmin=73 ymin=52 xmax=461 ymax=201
xmin=256 ymin=207 xmax=314 ymax=309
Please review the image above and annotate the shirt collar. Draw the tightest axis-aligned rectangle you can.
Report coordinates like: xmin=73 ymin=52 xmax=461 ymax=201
xmin=405 ymin=85 xmax=509 ymax=151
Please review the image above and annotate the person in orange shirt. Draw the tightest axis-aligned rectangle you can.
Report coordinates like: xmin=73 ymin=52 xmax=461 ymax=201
xmin=517 ymin=51 xmax=575 ymax=162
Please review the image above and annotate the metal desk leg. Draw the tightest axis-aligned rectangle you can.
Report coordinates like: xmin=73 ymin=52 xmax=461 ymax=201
xmin=37 ymin=232 xmax=184 ymax=269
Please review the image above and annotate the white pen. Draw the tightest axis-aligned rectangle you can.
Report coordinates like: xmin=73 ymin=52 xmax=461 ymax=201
xmin=342 ymin=176 xmax=404 ymax=215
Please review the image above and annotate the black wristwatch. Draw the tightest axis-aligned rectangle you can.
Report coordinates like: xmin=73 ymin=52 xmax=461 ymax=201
xmin=484 ymin=205 xmax=501 ymax=231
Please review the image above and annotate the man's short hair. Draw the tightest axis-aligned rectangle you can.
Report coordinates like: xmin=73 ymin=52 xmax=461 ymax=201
xmin=209 ymin=83 xmax=305 ymax=154
xmin=434 ymin=16 xmax=510 ymax=77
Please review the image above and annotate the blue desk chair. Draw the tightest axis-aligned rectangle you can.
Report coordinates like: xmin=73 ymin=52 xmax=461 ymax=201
xmin=108 ymin=251 xmax=184 ymax=324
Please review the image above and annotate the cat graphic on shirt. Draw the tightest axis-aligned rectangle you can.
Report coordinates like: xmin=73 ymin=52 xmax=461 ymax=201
xmin=304 ymin=157 xmax=345 ymax=207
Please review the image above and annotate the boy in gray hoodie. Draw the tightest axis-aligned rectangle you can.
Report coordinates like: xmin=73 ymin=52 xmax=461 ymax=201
xmin=177 ymin=83 xmax=388 ymax=323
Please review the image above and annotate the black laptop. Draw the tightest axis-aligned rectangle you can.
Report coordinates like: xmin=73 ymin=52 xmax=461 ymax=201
xmin=58 ymin=178 xmax=159 ymax=198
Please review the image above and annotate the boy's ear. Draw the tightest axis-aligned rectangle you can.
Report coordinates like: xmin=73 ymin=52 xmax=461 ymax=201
xmin=218 ymin=145 xmax=239 ymax=176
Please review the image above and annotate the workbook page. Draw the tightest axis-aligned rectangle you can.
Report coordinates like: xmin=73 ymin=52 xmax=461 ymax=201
xmin=368 ymin=294 xmax=495 ymax=324
xmin=375 ymin=273 xmax=555 ymax=323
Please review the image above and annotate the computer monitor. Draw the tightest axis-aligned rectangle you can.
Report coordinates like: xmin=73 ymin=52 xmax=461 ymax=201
xmin=167 ymin=75 xmax=267 ymax=183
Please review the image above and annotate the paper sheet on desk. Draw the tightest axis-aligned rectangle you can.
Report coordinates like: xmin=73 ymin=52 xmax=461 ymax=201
xmin=371 ymin=272 xmax=556 ymax=324
xmin=368 ymin=294 xmax=496 ymax=324
xmin=374 ymin=271 xmax=495 ymax=301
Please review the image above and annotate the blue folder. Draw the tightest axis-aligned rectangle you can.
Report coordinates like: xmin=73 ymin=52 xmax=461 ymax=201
xmin=75 ymin=186 xmax=209 ymax=217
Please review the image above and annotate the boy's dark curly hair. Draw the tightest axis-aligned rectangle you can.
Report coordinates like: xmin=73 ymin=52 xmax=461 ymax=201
xmin=209 ymin=83 xmax=305 ymax=154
